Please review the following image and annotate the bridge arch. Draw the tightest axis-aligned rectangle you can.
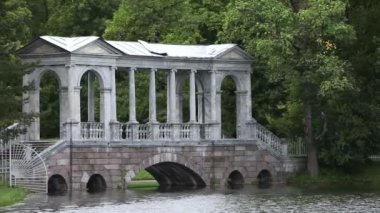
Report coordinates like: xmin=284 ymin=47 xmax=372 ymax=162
xmin=256 ymin=162 xmax=276 ymax=187
xmin=224 ymin=167 xmax=248 ymax=186
xmin=125 ymin=153 xmax=205 ymax=187
xmin=80 ymin=170 xmax=111 ymax=191
xmin=87 ymin=174 xmax=107 ymax=193
xmin=257 ymin=169 xmax=273 ymax=188
xmin=48 ymin=174 xmax=68 ymax=195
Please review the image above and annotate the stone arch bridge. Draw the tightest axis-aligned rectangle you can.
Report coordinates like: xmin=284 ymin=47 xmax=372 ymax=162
xmin=4 ymin=36 xmax=303 ymax=193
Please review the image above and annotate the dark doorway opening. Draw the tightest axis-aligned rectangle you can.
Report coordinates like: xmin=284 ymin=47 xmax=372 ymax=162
xmin=227 ymin=170 xmax=244 ymax=189
xmin=48 ymin=174 xmax=68 ymax=195
xmin=87 ymin=174 xmax=107 ymax=193
xmin=257 ymin=170 xmax=272 ymax=188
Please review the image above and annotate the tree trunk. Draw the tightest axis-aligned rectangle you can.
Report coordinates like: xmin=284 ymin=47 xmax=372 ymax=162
xmin=304 ymin=103 xmax=319 ymax=177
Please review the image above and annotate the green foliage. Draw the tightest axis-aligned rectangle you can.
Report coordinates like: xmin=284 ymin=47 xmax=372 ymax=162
xmin=288 ymin=162 xmax=380 ymax=189
xmin=0 ymin=0 xmax=33 ymax=130
xmin=104 ymin=0 xmax=229 ymax=43
xmin=221 ymin=76 xmax=237 ymax=138
xmin=127 ymin=180 xmax=159 ymax=189
xmin=0 ymin=0 xmax=379 ymax=171
xmin=132 ymin=170 xmax=155 ymax=180
xmin=40 ymin=72 xmax=60 ymax=139
xmin=0 ymin=184 xmax=28 ymax=207
xmin=104 ymin=0 xmax=189 ymax=42
xmin=44 ymin=0 xmax=120 ymax=36
xmin=219 ymin=0 xmax=375 ymax=170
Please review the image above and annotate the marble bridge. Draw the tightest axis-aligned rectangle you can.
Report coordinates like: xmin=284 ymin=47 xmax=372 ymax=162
xmin=1 ymin=36 xmax=304 ymax=193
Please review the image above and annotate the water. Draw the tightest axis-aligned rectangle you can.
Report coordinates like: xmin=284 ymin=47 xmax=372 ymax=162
xmin=1 ymin=186 xmax=379 ymax=213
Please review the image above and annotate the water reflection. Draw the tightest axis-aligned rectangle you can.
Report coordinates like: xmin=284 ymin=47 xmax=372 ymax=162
xmin=2 ymin=185 xmax=379 ymax=213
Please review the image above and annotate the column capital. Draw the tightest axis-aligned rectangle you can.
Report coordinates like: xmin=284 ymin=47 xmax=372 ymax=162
xmin=151 ymin=68 xmax=158 ymax=72
xmin=190 ymin=69 xmax=197 ymax=73
xmin=110 ymin=66 xmax=117 ymax=71
xmin=170 ymin=68 xmax=177 ymax=73
xmin=130 ymin=67 xmax=137 ymax=72
xmin=209 ymin=69 xmax=218 ymax=74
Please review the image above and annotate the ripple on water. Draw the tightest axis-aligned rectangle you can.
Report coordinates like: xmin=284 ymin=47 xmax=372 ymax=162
xmin=1 ymin=186 xmax=379 ymax=213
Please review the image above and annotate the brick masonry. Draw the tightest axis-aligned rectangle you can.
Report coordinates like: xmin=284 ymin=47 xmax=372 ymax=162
xmin=45 ymin=141 xmax=305 ymax=190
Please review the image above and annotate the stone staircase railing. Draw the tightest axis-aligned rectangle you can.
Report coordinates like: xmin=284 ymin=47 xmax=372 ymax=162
xmin=247 ymin=122 xmax=287 ymax=157
xmin=0 ymin=123 xmax=49 ymax=193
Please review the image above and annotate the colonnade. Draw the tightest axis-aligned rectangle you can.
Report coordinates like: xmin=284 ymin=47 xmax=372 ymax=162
xmin=86 ymin=68 xmax=209 ymax=125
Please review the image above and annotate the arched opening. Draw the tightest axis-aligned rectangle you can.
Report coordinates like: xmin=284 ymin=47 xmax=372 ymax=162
xmin=257 ymin=170 xmax=272 ymax=188
xmin=177 ymin=74 xmax=204 ymax=124
xmin=80 ymin=71 xmax=101 ymax=122
xmin=221 ymin=76 xmax=237 ymax=138
xmin=87 ymin=174 xmax=107 ymax=193
xmin=40 ymin=71 xmax=60 ymax=139
xmin=227 ymin=170 xmax=244 ymax=189
xmin=135 ymin=70 xmax=149 ymax=123
xmin=116 ymin=70 xmax=129 ymax=122
xmin=180 ymin=79 xmax=190 ymax=122
xmin=128 ymin=162 xmax=206 ymax=192
xmin=155 ymin=71 xmax=168 ymax=123
xmin=48 ymin=175 xmax=67 ymax=195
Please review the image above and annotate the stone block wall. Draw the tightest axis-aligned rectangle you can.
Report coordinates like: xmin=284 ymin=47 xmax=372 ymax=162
xmin=45 ymin=141 xmax=297 ymax=191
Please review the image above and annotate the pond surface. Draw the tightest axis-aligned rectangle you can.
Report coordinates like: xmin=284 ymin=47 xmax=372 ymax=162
xmin=1 ymin=185 xmax=379 ymax=213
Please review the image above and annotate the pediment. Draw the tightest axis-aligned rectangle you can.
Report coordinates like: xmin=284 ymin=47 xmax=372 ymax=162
xmin=74 ymin=40 xmax=121 ymax=55
xmin=18 ymin=39 xmax=66 ymax=55
xmin=215 ymin=46 xmax=253 ymax=61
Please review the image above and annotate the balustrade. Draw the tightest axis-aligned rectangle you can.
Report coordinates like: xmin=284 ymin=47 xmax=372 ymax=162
xmin=158 ymin=124 xmax=172 ymax=140
xmin=110 ymin=122 xmax=202 ymax=141
xmin=80 ymin=122 xmax=104 ymax=140
xmin=78 ymin=121 xmax=288 ymax=156
xmin=248 ymin=122 xmax=286 ymax=156
xmin=180 ymin=124 xmax=191 ymax=139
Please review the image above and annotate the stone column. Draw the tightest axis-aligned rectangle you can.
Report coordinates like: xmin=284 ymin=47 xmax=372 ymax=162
xmin=29 ymin=88 xmax=40 ymax=141
xmin=197 ymin=91 xmax=204 ymax=123
xmin=166 ymin=74 xmax=170 ymax=122
xmin=169 ymin=69 xmax=177 ymax=123
xmin=129 ymin=67 xmax=137 ymax=123
xmin=59 ymin=87 xmax=69 ymax=138
xmin=149 ymin=68 xmax=157 ymax=123
xmin=189 ymin=69 xmax=197 ymax=123
xmin=100 ymin=88 xmax=112 ymax=140
xmin=87 ymin=72 xmax=95 ymax=122
xmin=110 ymin=66 xmax=117 ymax=122
xmin=210 ymin=70 xmax=217 ymax=122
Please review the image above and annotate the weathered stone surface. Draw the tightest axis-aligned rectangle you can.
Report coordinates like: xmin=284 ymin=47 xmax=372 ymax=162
xmin=44 ymin=142 xmax=304 ymax=191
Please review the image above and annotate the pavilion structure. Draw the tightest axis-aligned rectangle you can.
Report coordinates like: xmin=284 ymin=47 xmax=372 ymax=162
xmin=18 ymin=36 xmax=285 ymax=156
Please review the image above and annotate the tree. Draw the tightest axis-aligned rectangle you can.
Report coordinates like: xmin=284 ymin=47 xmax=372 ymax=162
xmin=0 ymin=0 xmax=37 ymax=145
xmin=104 ymin=0 xmax=189 ymax=42
xmin=220 ymin=0 xmax=355 ymax=176
xmin=0 ymin=0 xmax=33 ymax=130
xmin=44 ymin=0 xmax=120 ymax=36
xmin=104 ymin=0 xmax=230 ymax=44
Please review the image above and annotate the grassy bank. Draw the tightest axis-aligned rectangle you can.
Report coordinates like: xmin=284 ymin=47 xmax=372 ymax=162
xmin=288 ymin=162 xmax=380 ymax=189
xmin=127 ymin=170 xmax=159 ymax=189
xmin=0 ymin=184 xmax=27 ymax=207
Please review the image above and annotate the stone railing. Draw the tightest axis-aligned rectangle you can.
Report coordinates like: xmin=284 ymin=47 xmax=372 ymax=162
xmin=80 ymin=122 xmax=104 ymax=140
xmin=247 ymin=122 xmax=287 ymax=157
xmin=110 ymin=122 xmax=201 ymax=141
xmin=158 ymin=124 xmax=171 ymax=139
